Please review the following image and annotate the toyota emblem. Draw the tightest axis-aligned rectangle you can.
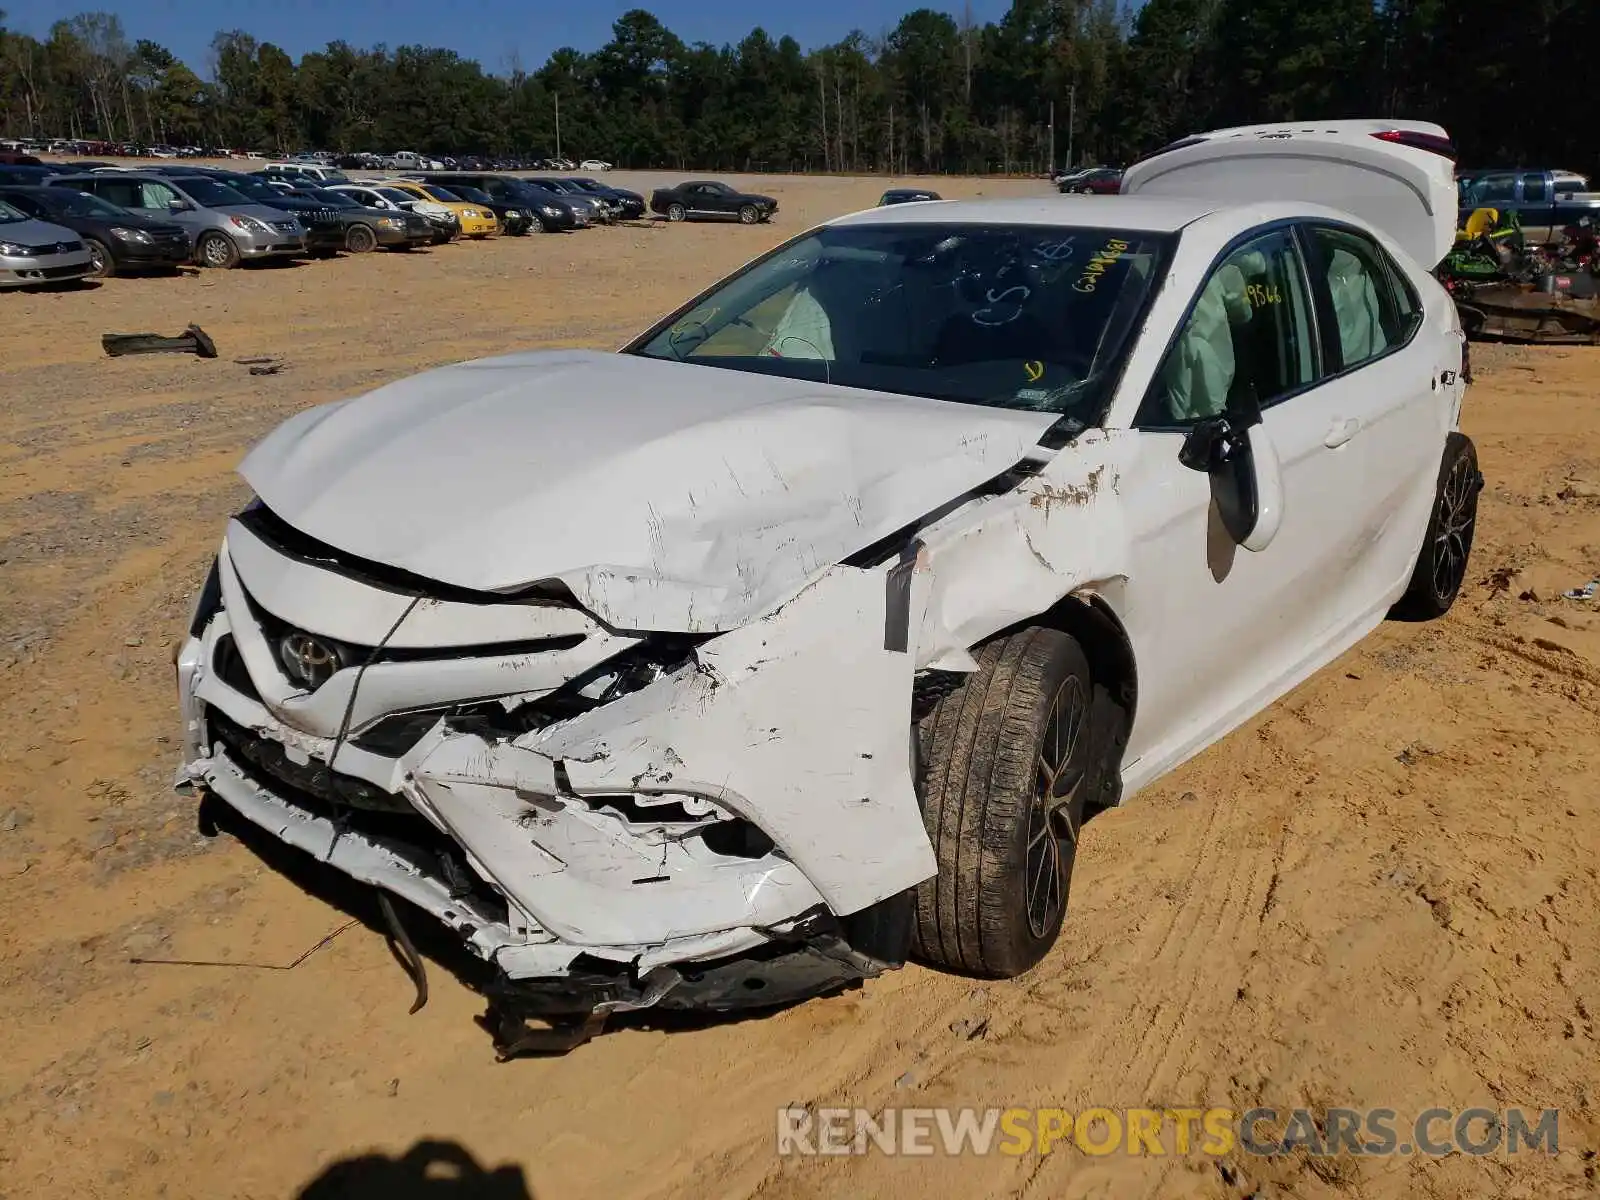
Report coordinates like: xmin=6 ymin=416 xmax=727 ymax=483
xmin=278 ymin=632 xmax=341 ymax=688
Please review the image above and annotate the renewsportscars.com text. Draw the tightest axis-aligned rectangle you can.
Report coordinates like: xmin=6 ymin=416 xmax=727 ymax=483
xmin=776 ymin=1106 xmax=1559 ymax=1158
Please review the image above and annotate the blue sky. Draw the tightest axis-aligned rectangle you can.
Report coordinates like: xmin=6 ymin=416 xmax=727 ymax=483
xmin=3 ymin=0 xmax=1025 ymax=73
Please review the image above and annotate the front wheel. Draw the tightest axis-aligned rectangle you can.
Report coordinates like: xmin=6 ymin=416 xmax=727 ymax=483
xmin=1390 ymin=432 xmax=1483 ymax=621
xmin=913 ymin=628 xmax=1101 ymax=978
xmin=196 ymin=231 xmax=239 ymax=269
xmin=738 ymin=204 xmax=758 ymax=225
xmin=666 ymin=202 xmax=686 ymax=222
xmin=83 ymin=237 xmax=113 ymax=279
xmin=345 ymin=223 xmax=377 ymax=253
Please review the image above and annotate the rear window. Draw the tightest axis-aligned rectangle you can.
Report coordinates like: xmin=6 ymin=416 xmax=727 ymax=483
xmin=629 ymin=221 xmax=1172 ymax=423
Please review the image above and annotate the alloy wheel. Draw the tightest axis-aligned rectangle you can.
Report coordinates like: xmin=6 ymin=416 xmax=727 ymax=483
xmin=1432 ymin=454 xmax=1478 ymax=600
xmin=1025 ymin=676 xmax=1087 ymax=938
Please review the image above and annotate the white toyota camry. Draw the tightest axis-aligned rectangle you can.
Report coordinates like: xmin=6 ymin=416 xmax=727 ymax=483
xmin=174 ymin=120 xmax=1480 ymax=1052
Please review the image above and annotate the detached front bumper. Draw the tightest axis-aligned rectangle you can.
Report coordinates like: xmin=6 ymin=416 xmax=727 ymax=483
xmin=174 ymin=513 xmax=935 ymax=1018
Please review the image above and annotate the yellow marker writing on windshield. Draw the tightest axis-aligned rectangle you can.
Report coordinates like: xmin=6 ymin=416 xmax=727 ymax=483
xmin=1024 ymin=360 xmax=1045 ymax=383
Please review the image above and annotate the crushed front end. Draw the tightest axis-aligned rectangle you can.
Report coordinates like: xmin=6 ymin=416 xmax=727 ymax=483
xmin=174 ymin=503 xmax=937 ymax=1052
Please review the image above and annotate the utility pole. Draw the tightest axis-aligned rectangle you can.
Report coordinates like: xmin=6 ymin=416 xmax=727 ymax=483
xmin=1065 ymin=84 xmax=1076 ymax=173
xmin=1048 ymin=100 xmax=1055 ymax=175
xmin=554 ymin=92 xmax=562 ymax=160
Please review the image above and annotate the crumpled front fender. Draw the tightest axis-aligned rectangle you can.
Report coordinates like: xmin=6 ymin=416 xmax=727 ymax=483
xmin=412 ymin=559 xmax=939 ymax=930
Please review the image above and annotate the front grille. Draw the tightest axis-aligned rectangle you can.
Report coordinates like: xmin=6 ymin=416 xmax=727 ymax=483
xmin=242 ymin=585 xmax=583 ymax=686
xmin=207 ymin=704 xmax=412 ymax=814
xmin=39 ymin=263 xmax=84 ymax=278
xmin=12 ymin=240 xmax=82 ymax=256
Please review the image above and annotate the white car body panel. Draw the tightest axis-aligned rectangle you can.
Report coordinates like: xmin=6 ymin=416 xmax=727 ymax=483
xmin=238 ymin=349 xmax=1059 ymax=632
xmin=175 ymin=121 xmax=1471 ymax=1004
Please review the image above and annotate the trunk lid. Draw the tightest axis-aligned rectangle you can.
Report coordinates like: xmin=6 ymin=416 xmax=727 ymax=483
xmin=1120 ymin=119 xmax=1458 ymax=268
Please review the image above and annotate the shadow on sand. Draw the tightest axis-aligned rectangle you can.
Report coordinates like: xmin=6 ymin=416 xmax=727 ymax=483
xmin=295 ymin=1139 xmax=535 ymax=1199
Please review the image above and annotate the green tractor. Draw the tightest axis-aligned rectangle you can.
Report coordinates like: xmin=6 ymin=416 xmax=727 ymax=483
xmin=1440 ymin=206 xmax=1528 ymax=284
xmin=1442 ymin=206 xmax=1600 ymax=344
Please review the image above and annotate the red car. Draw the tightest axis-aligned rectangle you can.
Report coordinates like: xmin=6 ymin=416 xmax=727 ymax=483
xmin=1058 ymin=167 xmax=1123 ymax=194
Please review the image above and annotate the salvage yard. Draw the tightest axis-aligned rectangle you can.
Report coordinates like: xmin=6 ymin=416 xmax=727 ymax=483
xmin=1 ymin=171 xmax=1598 ymax=1199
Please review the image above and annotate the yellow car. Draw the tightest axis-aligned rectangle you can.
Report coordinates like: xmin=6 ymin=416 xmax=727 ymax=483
xmin=384 ymin=179 xmax=499 ymax=238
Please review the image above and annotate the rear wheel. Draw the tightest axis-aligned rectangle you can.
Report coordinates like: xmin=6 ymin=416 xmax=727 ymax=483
xmin=345 ymin=223 xmax=377 ymax=253
xmin=196 ymin=231 xmax=239 ymax=269
xmin=83 ymin=237 xmax=113 ymax=279
xmin=666 ymin=202 xmax=687 ymax=222
xmin=912 ymin=628 xmax=1100 ymax=978
xmin=1390 ymin=432 xmax=1482 ymax=620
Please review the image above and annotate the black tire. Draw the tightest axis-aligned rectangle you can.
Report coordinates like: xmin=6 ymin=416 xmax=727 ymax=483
xmin=738 ymin=204 xmax=759 ymax=225
xmin=913 ymin=627 xmax=1098 ymax=978
xmin=83 ymin=237 xmax=113 ymax=279
xmin=666 ymin=202 xmax=687 ymax=222
xmin=196 ymin=231 xmax=239 ymax=269
xmin=345 ymin=223 xmax=377 ymax=253
xmin=1390 ymin=432 xmax=1482 ymax=621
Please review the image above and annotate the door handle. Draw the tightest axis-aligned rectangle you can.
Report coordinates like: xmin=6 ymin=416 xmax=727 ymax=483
xmin=1324 ymin=417 xmax=1361 ymax=448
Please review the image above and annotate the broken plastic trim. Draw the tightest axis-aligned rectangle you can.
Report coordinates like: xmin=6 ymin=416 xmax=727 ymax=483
xmin=352 ymin=633 xmax=710 ymax=754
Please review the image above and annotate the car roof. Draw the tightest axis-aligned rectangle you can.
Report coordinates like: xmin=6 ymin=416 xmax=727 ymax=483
xmin=830 ymin=194 xmax=1219 ymax=232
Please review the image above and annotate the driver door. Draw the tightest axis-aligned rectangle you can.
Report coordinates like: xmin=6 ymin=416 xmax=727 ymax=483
xmin=1114 ymin=226 xmax=1361 ymax=781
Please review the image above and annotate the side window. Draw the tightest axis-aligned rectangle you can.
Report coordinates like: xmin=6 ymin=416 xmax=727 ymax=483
xmin=1521 ymin=173 xmax=1548 ymax=203
xmin=138 ymin=181 xmax=177 ymax=211
xmin=1473 ymin=174 xmax=1516 ymax=205
xmin=93 ymin=179 xmax=140 ymax=208
xmin=1305 ymin=226 xmax=1416 ymax=371
xmin=1139 ymin=230 xmax=1317 ymax=427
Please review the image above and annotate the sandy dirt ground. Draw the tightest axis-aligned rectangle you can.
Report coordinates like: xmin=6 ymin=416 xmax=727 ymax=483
xmin=1 ymin=171 xmax=1598 ymax=1200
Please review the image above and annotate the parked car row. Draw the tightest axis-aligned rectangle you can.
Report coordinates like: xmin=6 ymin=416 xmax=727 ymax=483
xmin=0 ymin=163 xmax=672 ymax=288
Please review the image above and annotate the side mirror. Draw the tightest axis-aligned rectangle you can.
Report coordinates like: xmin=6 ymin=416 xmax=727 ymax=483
xmin=168 ymin=198 xmax=192 ymax=212
xmin=1178 ymin=412 xmax=1283 ymax=552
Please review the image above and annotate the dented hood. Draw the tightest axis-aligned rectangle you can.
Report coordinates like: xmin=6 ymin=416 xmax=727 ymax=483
xmin=239 ymin=350 xmax=1057 ymax=632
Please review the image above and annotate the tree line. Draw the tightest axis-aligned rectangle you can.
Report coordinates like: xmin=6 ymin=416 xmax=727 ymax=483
xmin=1 ymin=1 xmax=1596 ymax=175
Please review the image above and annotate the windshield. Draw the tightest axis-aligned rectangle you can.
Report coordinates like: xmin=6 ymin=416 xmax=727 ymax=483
xmin=41 ymin=189 xmax=127 ymax=219
xmin=418 ymin=184 xmax=460 ymax=202
xmin=375 ymin=187 xmax=420 ymax=205
xmin=0 ymin=199 xmax=25 ymax=222
xmin=175 ymin=177 xmax=251 ymax=206
xmin=629 ymin=222 xmax=1170 ymax=419
xmin=450 ymin=185 xmax=493 ymax=205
